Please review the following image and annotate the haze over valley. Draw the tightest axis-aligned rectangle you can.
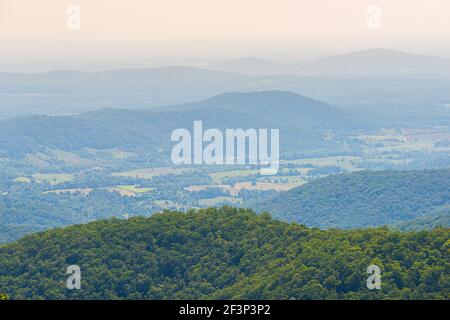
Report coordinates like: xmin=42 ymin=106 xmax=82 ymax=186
xmin=0 ymin=0 xmax=449 ymax=301
xmin=1 ymin=49 xmax=449 ymax=244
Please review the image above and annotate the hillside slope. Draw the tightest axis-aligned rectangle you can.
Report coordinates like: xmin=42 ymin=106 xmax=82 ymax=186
xmin=394 ymin=205 xmax=450 ymax=231
xmin=0 ymin=207 xmax=448 ymax=300
xmin=0 ymin=66 xmax=253 ymax=116
xmin=208 ymin=49 xmax=450 ymax=78
xmin=255 ymin=170 xmax=450 ymax=228
xmin=0 ymin=91 xmax=366 ymax=160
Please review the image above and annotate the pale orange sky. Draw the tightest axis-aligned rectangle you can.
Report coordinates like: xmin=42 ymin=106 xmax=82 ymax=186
xmin=1 ymin=0 xmax=449 ymax=41
xmin=0 ymin=0 xmax=449 ymax=71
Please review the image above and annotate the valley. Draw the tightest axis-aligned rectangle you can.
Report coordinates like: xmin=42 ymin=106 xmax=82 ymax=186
xmin=0 ymin=46 xmax=449 ymax=300
xmin=1 ymin=120 xmax=449 ymax=243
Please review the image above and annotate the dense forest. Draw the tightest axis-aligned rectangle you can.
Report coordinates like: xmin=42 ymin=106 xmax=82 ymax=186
xmin=0 ymin=207 xmax=448 ymax=300
xmin=0 ymin=91 xmax=365 ymax=162
xmin=394 ymin=205 xmax=450 ymax=231
xmin=1 ymin=168 xmax=449 ymax=243
xmin=255 ymin=169 xmax=450 ymax=228
xmin=0 ymin=168 xmax=276 ymax=243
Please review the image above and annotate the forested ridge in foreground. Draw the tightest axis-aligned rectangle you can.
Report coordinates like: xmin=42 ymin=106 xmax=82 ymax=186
xmin=0 ymin=207 xmax=448 ymax=300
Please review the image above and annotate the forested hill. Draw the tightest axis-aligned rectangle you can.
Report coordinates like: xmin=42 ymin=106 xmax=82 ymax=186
xmin=0 ymin=91 xmax=367 ymax=160
xmin=0 ymin=207 xmax=448 ymax=300
xmin=394 ymin=205 xmax=450 ymax=231
xmin=254 ymin=169 xmax=450 ymax=229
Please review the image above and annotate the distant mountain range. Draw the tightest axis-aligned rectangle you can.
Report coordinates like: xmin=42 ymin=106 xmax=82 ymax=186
xmin=254 ymin=169 xmax=450 ymax=229
xmin=208 ymin=48 xmax=450 ymax=78
xmin=0 ymin=66 xmax=254 ymax=116
xmin=1 ymin=48 xmax=449 ymax=124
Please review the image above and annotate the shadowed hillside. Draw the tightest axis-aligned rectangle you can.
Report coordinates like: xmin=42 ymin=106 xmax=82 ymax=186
xmin=255 ymin=170 xmax=450 ymax=228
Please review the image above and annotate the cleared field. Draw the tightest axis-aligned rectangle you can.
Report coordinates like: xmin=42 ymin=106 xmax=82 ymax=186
xmin=85 ymin=147 xmax=137 ymax=159
xmin=360 ymin=157 xmax=411 ymax=165
xmin=112 ymin=167 xmax=186 ymax=179
xmin=257 ymin=176 xmax=306 ymax=188
xmin=43 ymin=185 xmax=153 ymax=197
xmin=356 ymin=129 xmax=450 ymax=152
xmin=32 ymin=173 xmax=74 ymax=185
xmin=356 ymin=134 xmax=405 ymax=143
xmin=25 ymin=154 xmax=51 ymax=168
xmin=116 ymin=185 xmax=154 ymax=193
xmin=14 ymin=177 xmax=31 ymax=183
xmin=108 ymin=188 xmax=136 ymax=197
xmin=109 ymin=149 xmax=137 ymax=159
xmin=106 ymin=185 xmax=154 ymax=197
xmin=198 ymin=196 xmax=242 ymax=207
xmin=209 ymin=169 xmax=259 ymax=183
xmin=50 ymin=149 xmax=97 ymax=166
xmin=284 ymin=156 xmax=361 ymax=171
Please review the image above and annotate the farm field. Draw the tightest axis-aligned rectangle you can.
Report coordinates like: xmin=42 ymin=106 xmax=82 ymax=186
xmin=198 ymin=196 xmax=242 ymax=206
xmin=209 ymin=169 xmax=259 ymax=183
xmin=283 ymin=156 xmax=361 ymax=171
xmin=43 ymin=185 xmax=154 ymax=197
xmin=112 ymin=167 xmax=187 ymax=179
xmin=115 ymin=185 xmax=154 ymax=194
xmin=14 ymin=177 xmax=31 ymax=183
xmin=32 ymin=173 xmax=74 ymax=185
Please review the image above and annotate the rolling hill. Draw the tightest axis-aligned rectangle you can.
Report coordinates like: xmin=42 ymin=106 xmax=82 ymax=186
xmin=393 ymin=205 xmax=450 ymax=231
xmin=209 ymin=49 xmax=450 ymax=78
xmin=0 ymin=91 xmax=367 ymax=161
xmin=0 ymin=207 xmax=448 ymax=300
xmin=254 ymin=169 xmax=450 ymax=228
xmin=1 ymin=50 xmax=449 ymax=129
xmin=2 ymin=49 xmax=449 ymax=122
xmin=0 ymin=66 xmax=255 ymax=117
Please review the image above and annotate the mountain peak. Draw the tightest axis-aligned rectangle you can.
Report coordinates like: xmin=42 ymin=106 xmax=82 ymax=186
xmin=202 ymin=90 xmax=318 ymax=105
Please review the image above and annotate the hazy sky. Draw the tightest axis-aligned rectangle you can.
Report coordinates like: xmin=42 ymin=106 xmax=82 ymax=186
xmin=1 ymin=0 xmax=449 ymax=71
